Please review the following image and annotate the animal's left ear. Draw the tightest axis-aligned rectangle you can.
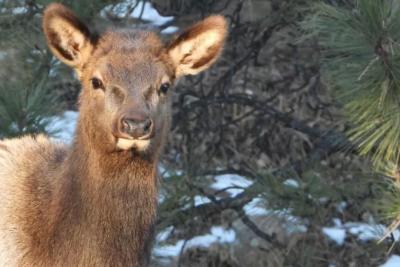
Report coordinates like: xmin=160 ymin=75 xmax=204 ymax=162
xmin=167 ymin=15 xmax=228 ymax=78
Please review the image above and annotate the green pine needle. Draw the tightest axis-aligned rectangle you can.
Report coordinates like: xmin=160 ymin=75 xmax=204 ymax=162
xmin=302 ymin=0 xmax=400 ymax=169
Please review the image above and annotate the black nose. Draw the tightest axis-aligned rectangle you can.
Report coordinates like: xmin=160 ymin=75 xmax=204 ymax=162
xmin=120 ymin=117 xmax=153 ymax=139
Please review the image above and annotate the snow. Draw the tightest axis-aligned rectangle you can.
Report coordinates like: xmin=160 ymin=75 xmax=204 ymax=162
xmin=321 ymin=219 xmax=400 ymax=245
xmin=336 ymin=201 xmax=347 ymax=213
xmin=210 ymin=226 xmax=236 ymax=243
xmin=346 ymin=223 xmax=382 ymax=241
xmin=0 ymin=51 xmax=6 ymax=60
xmin=194 ymin=195 xmax=211 ymax=206
xmin=380 ymin=255 xmax=400 ymax=267
xmin=183 ymin=227 xmax=235 ymax=248
xmin=211 ymin=174 xmax=254 ymax=197
xmin=153 ymin=240 xmax=185 ymax=258
xmin=157 ymin=194 xmax=165 ymax=204
xmin=156 ymin=226 xmax=174 ymax=242
xmin=130 ymin=1 xmax=173 ymax=26
xmin=186 ymin=235 xmax=218 ymax=248
xmin=161 ymin=26 xmax=179 ymax=34
xmin=158 ymin=165 xmax=183 ymax=178
xmin=1 ymin=7 xmax=28 ymax=15
xmin=243 ymin=198 xmax=308 ymax=234
xmin=243 ymin=198 xmax=269 ymax=216
xmin=322 ymin=227 xmax=346 ymax=245
xmin=333 ymin=218 xmax=342 ymax=227
xmin=347 ymin=222 xmax=400 ymax=242
xmin=286 ymin=223 xmax=308 ymax=234
xmin=283 ymin=178 xmax=300 ymax=188
xmin=154 ymin=226 xmax=235 ymax=258
xmin=12 ymin=6 xmax=27 ymax=14
xmin=102 ymin=1 xmax=173 ymax=27
xmin=45 ymin=111 xmax=78 ymax=143
xmin=345 ymin=222 xmax=400 ymax=242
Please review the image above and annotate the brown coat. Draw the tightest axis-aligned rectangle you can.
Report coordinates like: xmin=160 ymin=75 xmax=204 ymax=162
xmin=0 ymin=3 xmax=227 ymax=266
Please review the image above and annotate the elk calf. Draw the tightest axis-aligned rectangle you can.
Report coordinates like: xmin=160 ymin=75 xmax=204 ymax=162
xmin=0 ymin=3 xmax=227 ymax=266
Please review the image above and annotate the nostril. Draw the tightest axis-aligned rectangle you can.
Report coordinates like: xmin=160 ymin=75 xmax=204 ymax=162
xmin=121 ymin=118 xmax=134 ymax=133
xmin=122 ymin=119 xmax=130 ymax=131
xmin=143 ymin=119 xmax=152 ymax=133
xmin=120 ymin=117 xmax=153 ymax=139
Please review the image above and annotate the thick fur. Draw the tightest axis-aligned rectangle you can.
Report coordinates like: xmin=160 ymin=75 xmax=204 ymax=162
xmin=0 ymin=133 xmax=158 ymax=266
xmin=0 ymin=3 xmax=227 ymax=267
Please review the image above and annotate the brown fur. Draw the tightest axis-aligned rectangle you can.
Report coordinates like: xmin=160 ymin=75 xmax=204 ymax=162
xmin=0 ymin=3 xmax=227 ymax=267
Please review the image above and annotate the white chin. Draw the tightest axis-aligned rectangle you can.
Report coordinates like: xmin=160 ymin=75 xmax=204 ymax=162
xmin=116 ymin=138 xmax=150 ymax=151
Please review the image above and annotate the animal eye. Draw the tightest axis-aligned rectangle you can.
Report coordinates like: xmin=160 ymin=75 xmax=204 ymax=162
xmin=159 ymin=83 xmax=170 ymax=94
xmin=91 ymin=77 xmax=104 ymax=90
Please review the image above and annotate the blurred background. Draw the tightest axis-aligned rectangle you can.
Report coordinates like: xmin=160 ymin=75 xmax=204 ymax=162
xmin=1 ymin=0 xmax=400 ymax=266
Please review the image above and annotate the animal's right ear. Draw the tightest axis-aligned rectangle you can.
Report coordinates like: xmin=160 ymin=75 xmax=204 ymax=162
xmin=43 ymin=3 xmax=93 ymax=69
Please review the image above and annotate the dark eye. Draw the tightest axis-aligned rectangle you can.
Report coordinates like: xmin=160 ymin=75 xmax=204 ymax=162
xmin=159 ymin=83 xmax=170 ymax=94
xmin=91 ymin=77 xmax=104 ymax=90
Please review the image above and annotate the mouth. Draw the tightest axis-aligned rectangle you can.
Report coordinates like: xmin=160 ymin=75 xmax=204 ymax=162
xmin=115 ymin=138 xmax=151 ymax=151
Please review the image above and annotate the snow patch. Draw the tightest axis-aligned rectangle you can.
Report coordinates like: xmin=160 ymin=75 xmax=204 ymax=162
xmin=1 ymin=7 xmax=28 ymax=15
xmin=154 ymin=226 xmax=235 ymax=258
xmin=161 ymin=26 xmax=179 ymax=34
xmin=322 ymin=227 xmax=346 ymax=245
xmin=130 ymin=1 xmax=173 ymax=26
xmin=194 ymin=195 xmax=211 ymax=206
xmin=186 ymin=234 xmax=218 ymax=248
xmin=211 ymin=174 xmax=253 ymax=197
xmin=321 ymin=219 xmax=400 ymax=246
xmin=243 ymin=198 xmax=269 ymax=216
xmin=380 ymin=255 xmax=400 ymax=267
xmin=210 ymin=226 xmax=236 ymax=243
xmin=287 ymin=223 xmax=308 ymax=234
xmin=345 ymin=222 xmax=398 ymax=242
xmin=243 ymin=198 xmax=308 ymax=233
xmin=102 ymin=1 xmax=173 ymax=26
xmin=0 ymin=51 xmax=7 ymax=60
xmin=336 ymin=201 xmax=347 ymax=213
xmin=153 ymin=240 xmax=185 ymax=258
xmin=45 ymin=111 xmax=78 ymax=143
xmin=283 ymin=179 xmax=300 ymax=188
xmin=12 ymin=6 xmax=27 ymax=14
xmin=156 ymin=226 xmax=174 ymax=242
xmin=333 ymin=218 xmax=342 ymax=227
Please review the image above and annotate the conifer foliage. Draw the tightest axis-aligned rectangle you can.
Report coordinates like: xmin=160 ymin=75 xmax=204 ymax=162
xmin=303 ymin=0 xmax=400 ymax=223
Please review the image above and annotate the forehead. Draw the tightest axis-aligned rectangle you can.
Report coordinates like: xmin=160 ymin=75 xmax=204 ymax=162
xmin=89 ymin=29 xmax=172 ymax=84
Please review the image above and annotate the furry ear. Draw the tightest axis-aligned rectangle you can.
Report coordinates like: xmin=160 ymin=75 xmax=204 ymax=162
xmin=43 ymin=3 xmax=93 ymax=68
xmin=167 ymin=15 xmax=228 ymax=77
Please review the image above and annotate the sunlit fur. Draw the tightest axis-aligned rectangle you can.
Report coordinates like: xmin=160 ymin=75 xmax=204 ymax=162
xmin=0 ymin=3 xmax=227 ymax=267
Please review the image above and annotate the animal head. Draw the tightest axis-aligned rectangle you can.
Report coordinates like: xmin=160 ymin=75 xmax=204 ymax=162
xmin=42 ymin=3 xmax=227 ymax=157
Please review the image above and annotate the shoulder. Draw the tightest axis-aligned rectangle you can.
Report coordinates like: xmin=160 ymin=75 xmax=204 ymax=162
xmin=0 ymin=134 xmax=67 ymax=175
xmin=0 ymin=134 xmax=67 ymax=264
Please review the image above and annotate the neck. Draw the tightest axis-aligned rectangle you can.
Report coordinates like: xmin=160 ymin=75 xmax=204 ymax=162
xmin=51 ymin=118 xmax=158 ymax=266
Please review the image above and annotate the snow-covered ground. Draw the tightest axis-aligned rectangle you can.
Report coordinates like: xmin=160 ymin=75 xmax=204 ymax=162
xmin=154 ymin=226 xmax=236 ymax=258
xmin=322 ymin=227 xmax=346 ymax=246
xmin=211 ymin=174 xmax=254 ymax=197
xmin=244 ymin=197 xmax=270 ymax=216
xmin=322 ymin=217 xmax=400 ymax=246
